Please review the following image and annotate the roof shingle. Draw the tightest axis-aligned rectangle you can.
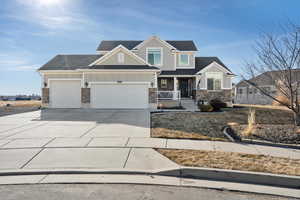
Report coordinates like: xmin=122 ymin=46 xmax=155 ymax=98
xmin=96 ymin=40 xmax=198 ymax=51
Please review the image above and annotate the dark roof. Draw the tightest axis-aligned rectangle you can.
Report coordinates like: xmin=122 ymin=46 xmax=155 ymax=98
xmin=97 ymin=40 xmax=197 ymax=51
xmin=39 ymin=55 xmax=102 ymax=70
xmin=160 ymin=57 xmax=232 ymax=75
xmin=166 ymin=40 xmax=197 ymax=51
xmin=236 ymin=69 xmax=300 ymax=87
xmin=38 ymin=55 xmax=158 ymax=71
xmin=97 ymin=41 xmax=143 ymax=51
xmin=89 ymin=65 xmax=159 ymax=70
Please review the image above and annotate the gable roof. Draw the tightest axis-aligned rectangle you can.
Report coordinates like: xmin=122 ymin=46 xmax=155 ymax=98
xmin=160 ymin=57 xmax=232 ymax=75
xmin=38 ymin=55 xmax=102 ymax=70
xmin=89 ymin=44 xmax=150 ymax=66
xmin=38 ymin=54 xmax=158 ymax=71
xmin=97 ymin=40 xmax=198 ymax=51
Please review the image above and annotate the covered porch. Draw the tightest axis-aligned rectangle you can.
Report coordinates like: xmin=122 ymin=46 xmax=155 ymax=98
xmin=157 ymin=76 xmax=196 ymax=100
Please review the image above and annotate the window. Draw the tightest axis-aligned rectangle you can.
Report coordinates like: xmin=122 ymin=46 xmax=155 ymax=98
xmin=238 ymin=88 xmax=243 ymax=94
xmin=161 ymin=79 xmax=168 ymax=89
xmin=117 ymin=52 xmax=124 ymax=63
xmin=206 ymin=72 xmax=222 ymax=91
xmin=179 ymin=54 xmax=189 ymax=66
xmin=147 ymin=48 xmax=162 ymax=65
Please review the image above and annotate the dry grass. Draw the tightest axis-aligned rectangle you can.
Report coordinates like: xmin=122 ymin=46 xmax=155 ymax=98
xmin=234 ymin=104 xmax=289 ymax=111
xmin=157 ymin=149 xmax=300 ymax=176
xmin=151 ymin=128 xmax=227 ymax=141
xmin=0 ymin=101 xmax=41 ymax=108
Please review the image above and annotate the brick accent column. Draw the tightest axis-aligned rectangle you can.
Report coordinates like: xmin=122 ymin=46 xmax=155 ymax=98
xmin=42 ymin=88 xmax=49 ymax=104
xmin=149 ymin=88 xmax=157 ymax=104
xmin=81 ymin=88 xmax=90 ymax=103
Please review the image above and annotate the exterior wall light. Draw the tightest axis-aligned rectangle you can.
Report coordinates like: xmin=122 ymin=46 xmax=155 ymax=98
xmin=44 ymin=82 xmax=47 ymax=87
xmin=85 ymin=82 xmax=89 ymax=88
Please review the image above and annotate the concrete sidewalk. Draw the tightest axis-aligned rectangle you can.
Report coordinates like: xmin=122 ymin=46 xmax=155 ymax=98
xmin=1 ymin=137 xmax=299 ymax=159
xmin=0 ymin=147 xmax=179 ymax=171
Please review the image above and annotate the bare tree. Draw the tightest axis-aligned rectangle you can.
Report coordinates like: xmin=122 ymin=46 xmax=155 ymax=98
xmin=242 ymin=23 xmax=300 ymax=126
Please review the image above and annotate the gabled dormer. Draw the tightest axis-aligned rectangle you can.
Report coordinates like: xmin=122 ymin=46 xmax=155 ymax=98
xmin=96 ymin=36 xmax=198 ymax=71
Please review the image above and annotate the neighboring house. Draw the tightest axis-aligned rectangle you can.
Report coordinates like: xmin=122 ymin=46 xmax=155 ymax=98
xmin=38 ymin=36 xmax=234 ymax=109
xmin=235 ymin=70 xmax=300 ymax=105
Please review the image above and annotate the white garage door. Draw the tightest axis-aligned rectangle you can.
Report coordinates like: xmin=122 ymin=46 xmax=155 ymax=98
xmin=50 ymin=80 xmax=81 ymax=108
xmin=91 ymin=83 xmax=148 ymax=109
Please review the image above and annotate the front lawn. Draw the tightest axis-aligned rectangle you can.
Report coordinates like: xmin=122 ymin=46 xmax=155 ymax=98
xmin=157 ymin=149 xmax=300 ymax=176
xmin=151 ymin=105 xmax=299 ymax=144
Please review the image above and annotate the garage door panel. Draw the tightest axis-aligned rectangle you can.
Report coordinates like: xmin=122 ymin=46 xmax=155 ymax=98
xmin=50 ymin=80 xmax=81 ymax=108
xmin=91 ymin=84 xmax=148 ymax=109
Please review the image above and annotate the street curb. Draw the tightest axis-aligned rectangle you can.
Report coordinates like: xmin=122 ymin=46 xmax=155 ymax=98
xmin=0 ymin=167 xmax=299 ymax=189
xmin=242 ymin=139 xmax=300 ymax=150
xmin=177 ymin=167 xmax=300 ymax=189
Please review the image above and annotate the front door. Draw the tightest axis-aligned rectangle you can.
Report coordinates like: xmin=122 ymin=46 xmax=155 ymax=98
xmin=179 ymin=79 xmax=189 ymax=98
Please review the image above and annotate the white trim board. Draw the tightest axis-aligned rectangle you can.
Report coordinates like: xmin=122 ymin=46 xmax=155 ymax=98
xmin=47 ymin=78 xmax=83 ymax=89
xmin=88 ymin=44 xmax=151 ymax=66
xmin=196 ymin=61 xmax=232 ymax=74
xmin=133 ymin=36 xmax=176 ymax=51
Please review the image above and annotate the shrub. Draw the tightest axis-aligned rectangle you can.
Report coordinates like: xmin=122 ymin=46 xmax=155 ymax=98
xmin=209 ymin=99 xmax=227 ymax=111
xmin=198 ymin=104 xmax=214 ymax=112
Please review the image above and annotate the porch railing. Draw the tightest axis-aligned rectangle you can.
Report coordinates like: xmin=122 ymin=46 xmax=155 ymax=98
xmin=157 ymin=90 xmax=181 ymax=100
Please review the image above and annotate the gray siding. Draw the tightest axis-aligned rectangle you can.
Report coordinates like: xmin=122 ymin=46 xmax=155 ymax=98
xmin=235 ymin=85 xmax=276 ymax=105
xmin=84 ymin=72 xmax=155 ymax=83
xmin=135 ymin=38 xmax=176 ymax=71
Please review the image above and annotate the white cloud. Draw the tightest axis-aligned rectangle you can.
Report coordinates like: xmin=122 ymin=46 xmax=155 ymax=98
xmin=7 ymin=65 xmax=40 ymax=71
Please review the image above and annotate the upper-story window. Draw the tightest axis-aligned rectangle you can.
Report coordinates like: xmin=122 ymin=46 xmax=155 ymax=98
xmin=206 ymin=72 xmax=222 ymax=91
xmin=179 ymin=54 xmax=189 ymax=66
xmin=147 ymin=48 xmax=162 ymax=66
xmin=117 ymin=52 xmax=124 ymax=63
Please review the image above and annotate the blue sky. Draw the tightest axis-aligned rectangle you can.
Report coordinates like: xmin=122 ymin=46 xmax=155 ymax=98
xmin=0 ymin=0 xmax=299 ymax=95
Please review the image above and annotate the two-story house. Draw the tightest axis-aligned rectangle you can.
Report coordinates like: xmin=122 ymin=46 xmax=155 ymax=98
xmin=38 ymin=36 xmax=234 ymax=109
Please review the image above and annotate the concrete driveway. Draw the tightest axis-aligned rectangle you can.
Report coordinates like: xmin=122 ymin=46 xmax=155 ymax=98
xmin=0 ymin=109 xmax=150 ymax=140
xmin=0 ymin=109 xmax=179 ymax=172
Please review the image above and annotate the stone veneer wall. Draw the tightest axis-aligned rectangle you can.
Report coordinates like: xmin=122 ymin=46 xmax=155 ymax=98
xmin=196 ymin=89 xmax=232 ymax=103
xmin=81 ymin=88 xmax=90 ymax=103
xmin=42 ymin=88 xmax=49 ymax=104
xmin=149 ymin=88 xmax=157 ymax=104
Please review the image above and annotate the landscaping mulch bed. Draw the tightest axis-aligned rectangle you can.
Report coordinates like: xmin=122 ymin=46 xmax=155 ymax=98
xmin=231 ymin=124 xmax=300 ymax=144
xmin=157 ymin=149 xmax=300 ymax=176
xmin=151 ymin=106 xmax=299 ymax=144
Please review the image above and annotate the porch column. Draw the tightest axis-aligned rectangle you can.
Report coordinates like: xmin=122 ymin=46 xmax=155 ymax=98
xmin=173 ymin=77 xmax=177 ymax=91
xmin=173 ymin=77 xmax=177 ymax=100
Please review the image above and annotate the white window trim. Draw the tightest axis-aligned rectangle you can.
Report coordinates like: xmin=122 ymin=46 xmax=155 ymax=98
xmin=178 ymin=53 xmax=190 ymax=66
xmin=205 ymin=72 xmax=223 ymax=91
xmin=146 ymin=47 xmax=163 ymax=66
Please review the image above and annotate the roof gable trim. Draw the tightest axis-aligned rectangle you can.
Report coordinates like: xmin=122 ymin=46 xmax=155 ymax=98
xmin=196 ymin=61 xmax=232 ymax=74
xmin=89 ymin=45 xmax=150 ymax=66
xmin=133 ymin=36 xmax=177 ymax=51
